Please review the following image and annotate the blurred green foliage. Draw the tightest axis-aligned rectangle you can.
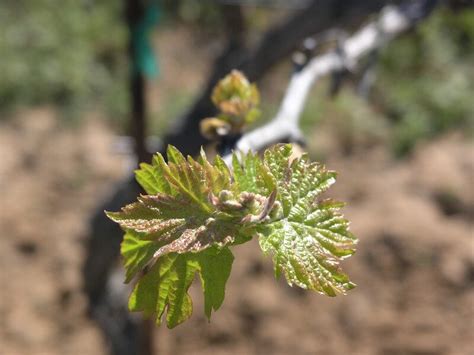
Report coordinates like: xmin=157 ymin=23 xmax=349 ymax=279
xmin=160 ymin=0 xmax=222 ymax=30
xmin=0 ymin=0 xmax=128 ymax=120
xmin=376 ymin=8 xmax=474 ymax=155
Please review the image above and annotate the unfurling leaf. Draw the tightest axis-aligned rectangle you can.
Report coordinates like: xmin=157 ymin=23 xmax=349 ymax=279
xmin=106 ymin=143 xmax=357 ymax=328
xmin=200 ymin=70 xmax=260 ymax=139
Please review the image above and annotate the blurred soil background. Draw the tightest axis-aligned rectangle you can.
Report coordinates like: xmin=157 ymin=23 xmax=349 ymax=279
xmin=0 ymin=1 xmax=473 ymax=354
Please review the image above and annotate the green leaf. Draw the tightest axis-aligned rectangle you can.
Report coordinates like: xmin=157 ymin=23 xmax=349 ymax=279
xmin=128 ymin=248 xmax=234 ymax=328
xmin=196 ymin=247 xmax=234 ymax=319
xmin=128 ymin=253 xmax=198 ymax=327
xmin=121 ymin=230 xmax=161 ymax=283
xmin=107 ymin=146 xmax=278 ymax=326
xmin=134 ymin=154 xmax=172 ymax=195
xmin=135 ymin=163 xmax=161 ymax=195
xmin=256 ymin=145 xmax=357 ymax=296
xmin=166 ymin=144 xmax=186 ymax=165
xmin=232 ymin=150 xmax=275 ymax=195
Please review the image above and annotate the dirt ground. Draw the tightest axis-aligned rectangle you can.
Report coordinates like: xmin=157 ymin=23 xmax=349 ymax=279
xmin=0 ymin=109 xmax=473 ymax=355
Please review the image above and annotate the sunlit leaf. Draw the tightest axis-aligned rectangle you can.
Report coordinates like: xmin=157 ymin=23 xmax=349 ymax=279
xmin=106 ymin=143 xmax=357 ymax=327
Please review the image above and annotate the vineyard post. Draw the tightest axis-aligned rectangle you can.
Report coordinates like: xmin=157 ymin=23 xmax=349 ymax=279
xmin=126 ymin=0 xmax=161 ymax=353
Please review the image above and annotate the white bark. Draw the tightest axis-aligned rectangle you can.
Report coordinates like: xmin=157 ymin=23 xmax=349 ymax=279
xmin=224 ymin=1 xmax=435 ymax=163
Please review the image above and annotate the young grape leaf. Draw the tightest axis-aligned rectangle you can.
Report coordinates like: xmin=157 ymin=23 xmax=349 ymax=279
xmin=121 ymin=230 xmax=161 ymax=283
xmin=255 ymin=145 xmax=357 ymax=296
xmin=106 ymin=143 xmax=357 ymax=327
xmin=211 ymin=69 xmax=260 ymax=122
xmin=232 ymin=150 xmax=275 ymax=196
xmin=200 ymin=70 xmax=261 ymax=139
xmin=194 ymin=247 xmax=234 ymax=318
xmin=128 ymin=247 xmax=233 ymax=328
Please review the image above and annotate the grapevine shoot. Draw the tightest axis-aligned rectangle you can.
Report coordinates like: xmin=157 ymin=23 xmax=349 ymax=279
xmin=106 ymin=72 xmax=357 ymax=328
